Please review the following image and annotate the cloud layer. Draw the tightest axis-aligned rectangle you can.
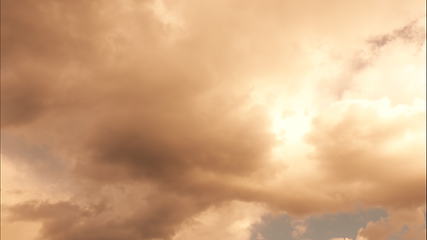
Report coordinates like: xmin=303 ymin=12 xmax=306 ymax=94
xmin=1 ymin=0 xmax=425 ymax=239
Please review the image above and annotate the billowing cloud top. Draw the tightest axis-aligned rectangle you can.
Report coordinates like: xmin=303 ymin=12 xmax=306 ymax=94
xmin=1 ymin=0 xmax=425 ymax=240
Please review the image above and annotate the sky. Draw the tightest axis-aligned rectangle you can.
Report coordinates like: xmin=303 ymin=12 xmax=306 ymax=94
xmin=0 ymin=0 xmax=426 ymax=240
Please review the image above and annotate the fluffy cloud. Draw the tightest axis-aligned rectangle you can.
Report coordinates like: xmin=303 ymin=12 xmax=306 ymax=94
xmin=291 ymin=219 xmax=307 ymax=239
xmin=307 ymin=99 xmax=426 ymax=209
xmin=173 ymin=201 xmax=266 ymax=240
xmin=1 ymin=0 xmax=425 ymax=240
xmin=355 ymin=207 xmax=426 ymax=240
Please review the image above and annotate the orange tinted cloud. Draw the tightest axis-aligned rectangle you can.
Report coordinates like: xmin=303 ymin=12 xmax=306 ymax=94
xmin=1 ymin=0 xmax=425 ymax=239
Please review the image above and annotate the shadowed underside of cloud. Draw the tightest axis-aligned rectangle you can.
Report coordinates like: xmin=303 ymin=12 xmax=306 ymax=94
xmin=1 ymin=0 xmax=425 ymax=240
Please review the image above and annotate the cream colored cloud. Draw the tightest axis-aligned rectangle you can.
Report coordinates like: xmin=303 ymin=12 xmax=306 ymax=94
xmin=173 ymin=201 xmax=266 ymax=240
xmin=304 ymin=99 xmax=425 ymax=212
xmin=291 ymin=219 xmax=307 ymax=239
xmin=1 ymin=0 xmax=425 ymax=239
xmin=356 ymin=207 xmax=426 ymax=240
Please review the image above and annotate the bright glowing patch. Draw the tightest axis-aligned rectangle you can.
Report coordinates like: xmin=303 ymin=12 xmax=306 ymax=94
xmin=270 ymin=108 xmax=311 ymax=143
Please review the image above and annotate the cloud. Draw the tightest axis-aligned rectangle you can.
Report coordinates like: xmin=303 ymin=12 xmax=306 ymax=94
xmin=307 ymin=99 xmax=426 ymax=208
xmin=368 ymin=18 xmax=426 ymax=49
xmin=291 ymin=219 xmax=307 ymax=239
xmin=173 ymin=201 xmax=266 ymax=240
xmin=5 ymin=198 xmax=266 ymax=240
xmin=1 ymin=0 xmax=425 ymax=239
xmin=5 ymin=195 xmax=205 ymax=240
xmin=355 ymin=207 xmax=426 ymax=240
